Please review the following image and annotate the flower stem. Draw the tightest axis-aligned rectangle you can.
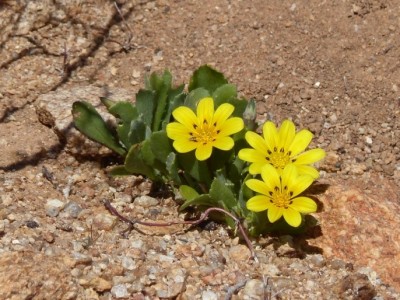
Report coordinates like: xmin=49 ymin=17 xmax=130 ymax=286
xmin=103 ymin=200 xmax=257 ymax=261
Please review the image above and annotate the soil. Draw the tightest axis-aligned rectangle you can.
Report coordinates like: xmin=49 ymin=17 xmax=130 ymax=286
xmin=0 ymin=1 xmax=399 ymax=299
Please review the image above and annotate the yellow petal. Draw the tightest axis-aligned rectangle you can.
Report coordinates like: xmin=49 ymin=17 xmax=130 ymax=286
xmin=218 ymin=117 xmax=244 ymax=136
xmin=295 ymin=165 xmax=320 ymax=179
xmin=278 ymin=120 xmax=296 ymax=150
xmin=294 ymin=149 xmax=326 ymax=165
xmin=173 ymin=139 xmax=197 ymax=153
xmin=246 ymin=195 xmax=272 ymax=212
xmin=283 ymin=207 xmax=302 ymax=227
xmin=212 ymin=136 xmax=234 ymax=151
xmin=260 ymin=164 xmax=281 ymax=192
xmin=245 ymin=131 xmax=268 ymax=153
xmin=166 ymin=122 xmax=191 ymax=140
xmin=213 ymin=103 xmax=235 ymax=127
xmin=238 ymin=148 xmax=266 ymax=163
xmin=290 ymin=174 xmax=314 ymax=197
xmin=281 ymin=164 xmax=298 ymax=192
xmin=196 ymin=97 xmax=214 ymax=124
xmin=288 ymin=129 xmax=313 ymax=156
xmin=262 ymin=121 xmax=278 ymax=151
xmin=290 ymin=196 xmax=317 ymax=213
xmin=249 ymin=162 xmax=267 ymax=175
xmin=268 ymin=205 xmax=283 ymax=223
xmin=172 ymin=106 xmax=198 ymax=129
xmin=195 ymin=144 xmax=213 ymax=160
xmin=245 ymin=179 xmax=271 ymax=196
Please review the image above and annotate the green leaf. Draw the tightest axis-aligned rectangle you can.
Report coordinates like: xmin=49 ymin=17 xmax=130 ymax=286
xmin=108 ymin=165 xmax=132 ymax=176
xmin=166 ymin=152 xmax=181 ymax=184
xmin=179 ymin=194 xmax=215 ymax=211
xmin=150 ymin=131 xmax=173 ymax=162
xmin=128 ymin=119 xmax=147 ymax=145
xmin=72 ymin=101 xmax=126 ymax=156
xmin=209 ymin=177 xmax=237 ymax=210
xmin=184 ymin=88 xmax=210 ymax=111
xmin=161 ymin=92 xmax=186 ymax=130
xmin=179 ymin=185 xmax=199 ymax=201
xmin=152 ymin=71 xmax=172 ymax=131
xmin=243 ymin=99 xmax=257 ymax=130
xmin=212 ymin=84 xmax=237 ymax=106
xmin=177 ymin=152 xmax=212 ymax=187
xmin=189 ymin=65 xmax=228 ymax=94
xmin=124 ymin=143 xmax=156 ymax=180
xmin=105 ymin=100 xmax=138 ymax=123
xmin=136 ymin=90 xmax=156 ymax=127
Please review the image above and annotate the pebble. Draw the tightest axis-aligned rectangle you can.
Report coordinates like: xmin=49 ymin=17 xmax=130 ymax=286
xmin=134 ymin=195 xmax=159 ymax=207
xmin=228 ymin=245 xmax=251 ymax=262
xmin=92 ymin=213 xmax=117 ymax=231
xmin=201 ymin=290 xmax=218 ymax=300
xmin=242 ymin=279 xmax=264 ymax=298
xmin=63 ymin=201 xmax=83 ymax=218
xmin=121 ymin=256 xmax=136 ymax=270
xmin=45 ymin=199 xmax=65 ymax=217
xmin=111 ymin=284 xmax=130 ymax=298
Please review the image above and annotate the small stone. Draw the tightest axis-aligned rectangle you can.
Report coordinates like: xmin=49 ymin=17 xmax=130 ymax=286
xmin=242 ymin=279 xmax=264 ymax=298
xmin=201 ymin=290 xmax=218 ymax=300
xmin=111 ymin=284 xmax=129 ymax=298
xmin=314 ymin=81 xmax=321 ymax=88
xmin=93 ymin=213 xmax=117 ymax=231
xmin=134 ymin=195 xmax=159 ymax=207
xmin=309 ymin=254 xmax=325 ymax=267
xmin=45 ymin=199 xmax=65 ymax=217
xmin=228 ymin=245 xmax=250 ymax=262
xmin=365 ymin=136 xmax=373 ymax=145
xmin=63 ymin=201 xmax=83 ymax=218
xmin=121 ymin=256 xmax=136 ymax=270
xmin=26 ymin=220 xmax=39 ymax=228
xmin=82 ymin=277 xmax=112 ymax=292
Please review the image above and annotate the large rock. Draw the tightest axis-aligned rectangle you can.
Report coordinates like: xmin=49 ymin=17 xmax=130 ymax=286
xmin=309 ymin=174 xmax=400 ymax=289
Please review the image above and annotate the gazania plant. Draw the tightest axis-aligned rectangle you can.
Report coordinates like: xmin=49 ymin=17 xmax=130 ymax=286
xmin=72 ymin=65 xmax=325 ymax=241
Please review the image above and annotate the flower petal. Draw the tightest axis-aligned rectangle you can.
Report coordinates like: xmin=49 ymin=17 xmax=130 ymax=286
xmin=246 ymin=195 xmax=272 ymax=212
xmin=268 ymin=205 xmax=283 ymax=223
xmin=166 ymin=122 xmax=191 ymax=140
xmin=245 ymin=179 xmax=271 ymax=196
xmin=262 ymin=121 xmax=278 ymax=150
xmin=245 ymin=131 xmax=268 ymax=153
xmin=218 ymin=117 xmax=244 ymax=136
xmin=283 ymin=207 xmax=302 ymax=227
xmin=260 ymin=164 xmax=281 ymax=192
xmin=173 ymin=139 xmax=197 ymax=153
xmin=172 ymin=106 xmax=198 ymax=129
xmin=290 ymin=174 xmax=314 ymax=197
xmin=290 ymin=196 xmax=317 ymax=213
xmin=249 ymin=162 xmax=268 ymax=175
xmin=238 ymin=148 xmax=266 ymax=163
xmin=278 ymin=120 xmax=296 ymax=150
xmin=212 ymin=136 xmax=234 ymax=151
xmin=195 ymin=143 xmax=213 ymax=160
xmin=213 ymin=103 xmax=234 ymax=127
xmin=294 ymin=148 xmax=326 ymax=165
xmin=288 ymin=129 xmax=313 ymax=156
xmin=281 ymin=164 xmax=298 ymax=192
xmin=295 ymin=165 xmax=320 ymax=179
xmin=196 ymin=97 xmax=214 ymax=124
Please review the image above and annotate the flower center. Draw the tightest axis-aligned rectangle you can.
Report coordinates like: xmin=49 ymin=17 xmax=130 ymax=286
xmin=190 ymin=120 xmax=220 ymax=145
xmin=272 ymin=191 xmax=292 ymax=209
xmin=267 ymin=147 xmax=291 ymax=169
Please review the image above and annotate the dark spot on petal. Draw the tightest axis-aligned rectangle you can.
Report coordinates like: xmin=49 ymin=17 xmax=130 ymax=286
xmin=203 ymin=120 xmax=208 ymax=124
xmin=289 ymin=191 xmax=293 ymax=197
xmin=193 ymin=124 xmax=198 ymax=129
xmin=265 ymin=157 xmax=270 ymax=161
xmin=217 ymin=130 xmax=220 ymax=134
xmin=189 ymin=132 xmax=193 ymax=136
xmin=269 ymin=191 xmax=273 ymax=196
xmin=291 ymin=159 xmax=297 ymax=163
xmin=280 ymin=148 xmax=285 ymax=153
xmin=203 ymin=142 xmax=207 ymax=145
xmin=270 ymin=199 xmax=273 ymax=203
xmin=289 ymin=201 xmax=293 ymax=205
xmin=284 ymin=185 xmax=287 ymax=190
xmin=212 ymin=139 xmax=216 ymax=142
xmin=213 ymin=122 xmax=217 ymax=126
xmin=267 ymin=150 xmax=272 ymax=155
xmin=274 ymin=186 xmax=279 ymax=192
xmin=273 ymin=147 xmax=277 ymax=152
xmin=287 ymin=151 xmax=292 ymax=156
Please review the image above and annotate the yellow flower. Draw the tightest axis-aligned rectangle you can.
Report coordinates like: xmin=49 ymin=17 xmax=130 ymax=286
xmin=238 ymin=119 xmax=325 ymax=178
xmin=166 ymin=97 xmax=244 ymax=161
xmin=246 ymin=164 xmax=317 ymax=227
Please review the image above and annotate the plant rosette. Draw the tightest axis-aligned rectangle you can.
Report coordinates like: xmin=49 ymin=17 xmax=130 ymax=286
xmin=72 ymin=65 xmax=325 ymax=237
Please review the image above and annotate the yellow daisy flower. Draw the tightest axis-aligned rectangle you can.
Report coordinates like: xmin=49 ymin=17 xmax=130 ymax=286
xmin=166 ymin=97 xmax=244 ymax=161
xmin=238 ymin=119 xmax=325 ymax=178
xmin=246 ymin=164 xmax=317 ymax=227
